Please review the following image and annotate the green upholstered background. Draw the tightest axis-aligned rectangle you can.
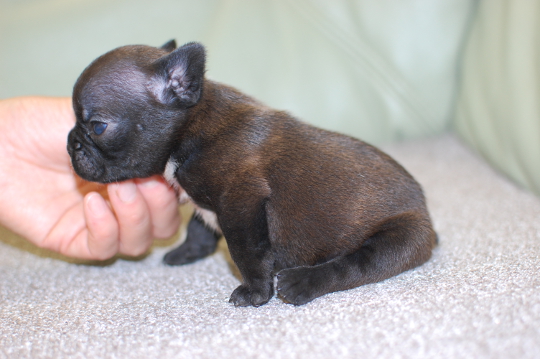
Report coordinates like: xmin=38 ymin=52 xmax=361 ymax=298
xmin=0 ymin=0 xmax=473 ymax=144
xmin=454 ymin=0 xmax=540 ymax=196
xmin=1 ymin=0 xmax=539 ymax=196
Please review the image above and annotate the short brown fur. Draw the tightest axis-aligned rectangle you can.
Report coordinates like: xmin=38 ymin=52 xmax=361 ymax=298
xmin=67 ymin=41 xmax=437 ymax=307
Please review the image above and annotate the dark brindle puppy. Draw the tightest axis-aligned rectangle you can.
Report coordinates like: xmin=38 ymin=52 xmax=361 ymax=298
xmin=67 ymin=40 xmax=437 ymax=307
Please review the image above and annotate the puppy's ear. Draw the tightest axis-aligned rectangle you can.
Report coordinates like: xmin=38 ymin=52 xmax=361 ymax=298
xmin=160 ymin=40 xmax=177 ymax=52
xmin=149 ymin=42 xmax=206 ymax=108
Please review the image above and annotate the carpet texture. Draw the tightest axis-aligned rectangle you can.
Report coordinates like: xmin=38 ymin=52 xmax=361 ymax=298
xmin=1 ymin=135 xmax=539 ymax=359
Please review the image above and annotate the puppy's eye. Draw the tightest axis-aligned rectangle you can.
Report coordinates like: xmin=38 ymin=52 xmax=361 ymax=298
xmin=91 ymin=121 xmax=108 ymax=136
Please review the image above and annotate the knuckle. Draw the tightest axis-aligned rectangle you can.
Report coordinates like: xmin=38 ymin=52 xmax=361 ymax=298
xmin=153 ymin=213 xmax=181 ymax=239
xmin=121 ymin=241 xmax=150 ymax=257
xmin=154 ymin=225 xmax=178 ymax=239
xmin=128 ymin=209 xmax=148 ymax=227
xmin=91 ymin=250 xmax=115 ymax=261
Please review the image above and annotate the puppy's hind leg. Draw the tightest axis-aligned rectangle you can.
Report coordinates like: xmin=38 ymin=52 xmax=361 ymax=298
xmin=277 ymin=212 xmax=437 ymax=305
xmin=163 ymin=211 xmax=221 ymax=266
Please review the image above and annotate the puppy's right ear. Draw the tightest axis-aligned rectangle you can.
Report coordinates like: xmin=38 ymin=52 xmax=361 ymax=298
xmin=149 ymin=42 xmax=206 ymax=108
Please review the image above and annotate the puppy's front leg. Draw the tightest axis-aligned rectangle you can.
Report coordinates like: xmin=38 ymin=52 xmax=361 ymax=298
xmin=163 ymin=212 xmax=221 ymax=266
xmin=219 ymin=189 xmax=274 ymax=307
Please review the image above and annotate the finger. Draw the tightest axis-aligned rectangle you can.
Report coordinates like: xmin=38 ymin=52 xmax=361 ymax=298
xmin=108 ymin=181 xmax=153 ymax=257
xmin=84 ymin=192 xmax=120 ymax=260
xmin=136 ymin=176 xmax=181 ymax=239
xmin=40 ymin=192 xmax=119 ymax=260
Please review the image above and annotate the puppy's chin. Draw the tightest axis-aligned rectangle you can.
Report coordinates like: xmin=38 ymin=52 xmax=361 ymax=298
xmin=69 ymin=150 xmax=139 ymax=184
xmin=70 ymin=147 xmax=160 ymax=183
xmin=71 ymin=159 xmax=112 ymax=184
xmin=71 ymin=160 xmax=140 ymax=184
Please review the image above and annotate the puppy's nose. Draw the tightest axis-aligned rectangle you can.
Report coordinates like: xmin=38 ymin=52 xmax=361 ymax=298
xmin=67 ymin=130 xmax=83 ymax=152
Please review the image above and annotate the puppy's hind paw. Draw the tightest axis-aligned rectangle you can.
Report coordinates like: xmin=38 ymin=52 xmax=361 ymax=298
xmin=277 ymin=266 xmax=328 ymax=306
xmin=229 ymin=284 xmax=273 ymax=307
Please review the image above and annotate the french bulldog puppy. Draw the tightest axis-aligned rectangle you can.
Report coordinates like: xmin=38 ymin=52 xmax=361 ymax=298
xmin=67 ymin=40 xmax=437 ymax=307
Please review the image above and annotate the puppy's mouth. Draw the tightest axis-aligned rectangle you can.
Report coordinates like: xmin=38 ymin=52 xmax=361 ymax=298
xmin=67 ymin=129 xmax=109 ymax=183
xmin=68 ymin=148 xmax=131 ymax=184
xmin=68 ymin=145 xmax=107 ymax=183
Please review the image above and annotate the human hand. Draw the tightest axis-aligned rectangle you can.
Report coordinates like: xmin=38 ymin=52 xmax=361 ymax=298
xmin=0 ymin=97 xmax=181 ymax=260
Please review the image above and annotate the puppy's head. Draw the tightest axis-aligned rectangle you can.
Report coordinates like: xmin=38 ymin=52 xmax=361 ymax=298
xmin=67 ymin=40 xmax=205 ymax=183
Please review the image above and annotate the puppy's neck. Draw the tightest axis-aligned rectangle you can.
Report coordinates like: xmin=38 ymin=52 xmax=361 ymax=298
xmin=171 ymin=80 xmax=265 ymax=161
xmin=163 ymin=79 xmax=267 ymax=202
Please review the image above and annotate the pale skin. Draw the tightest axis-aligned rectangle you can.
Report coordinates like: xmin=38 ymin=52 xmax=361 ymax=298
xmin=0 ymin=97 xmax=181 ymax=260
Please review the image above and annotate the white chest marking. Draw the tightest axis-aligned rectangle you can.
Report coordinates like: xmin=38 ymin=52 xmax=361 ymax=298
xmin=194 ymin=207 xmax=222 ymax=235
xmin=163 ymin=158 xmax=221 ymax=233
xmin=163 ymin=159 xmax=180 ymax=190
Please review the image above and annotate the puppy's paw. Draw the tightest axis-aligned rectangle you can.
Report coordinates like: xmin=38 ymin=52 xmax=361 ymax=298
xmin=163 ymin=239 xmax=216 ymax=266
xmin=163 ymin=215 xmax=220 ymax=266
xmin=163 ymin=244 xmax=203 ymax=265
xmin=277 ymin=266 xmax=327 ymax=306
xmin=229 ymin=283 xmax=273 ymax=307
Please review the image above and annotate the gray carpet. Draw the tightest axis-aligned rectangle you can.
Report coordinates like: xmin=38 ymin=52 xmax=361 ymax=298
xmin=1 ymin=135 xmax=539 ymax=359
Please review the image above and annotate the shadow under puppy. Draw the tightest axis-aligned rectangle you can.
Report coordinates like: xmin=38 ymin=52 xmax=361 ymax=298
xmin=67 ymin=40 xmax=437 ymax=307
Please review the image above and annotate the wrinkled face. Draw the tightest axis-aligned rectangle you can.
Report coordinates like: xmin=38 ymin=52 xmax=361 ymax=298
xmin=67 ymin=47 xmax=178 ymax=183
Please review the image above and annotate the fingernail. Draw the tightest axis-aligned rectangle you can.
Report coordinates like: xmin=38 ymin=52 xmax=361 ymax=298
xmin=116 ymin=182 xmax=137 ymax=203
xmin=87 ymin=193 xmax=108 ymax=218
xmin=139 ymin=178 xmax=160 ymax=189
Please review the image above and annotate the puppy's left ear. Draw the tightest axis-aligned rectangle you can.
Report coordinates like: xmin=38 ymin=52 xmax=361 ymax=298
xmin=160 ymin=40 xmax=177 ymax=52
xmin=149 ymin=42 xmax=206 ymax=108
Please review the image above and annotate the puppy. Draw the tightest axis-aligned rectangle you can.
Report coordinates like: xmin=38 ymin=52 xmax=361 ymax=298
xmin=67 ymin=40 xmax=437 ymax=307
